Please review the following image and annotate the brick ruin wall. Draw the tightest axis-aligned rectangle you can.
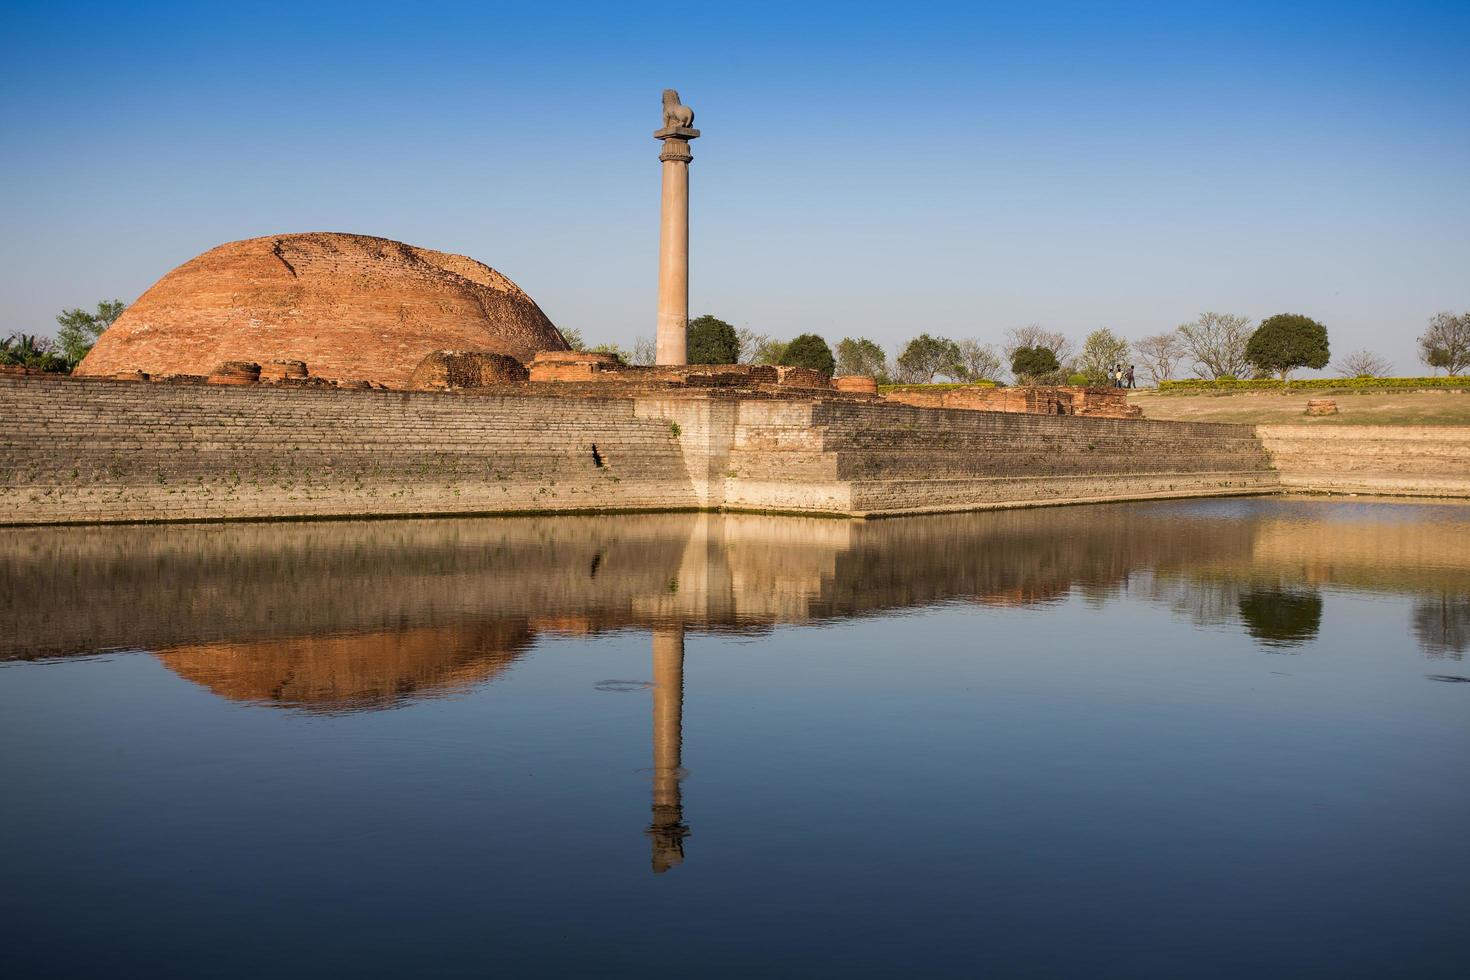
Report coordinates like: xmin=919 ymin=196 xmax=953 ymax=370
xmin=882 ymin=384 xmax=1141 ymax=418
xmin=0 ymin=375 xmax=1283 ymax=526
xmin=1256 ymin=425 xmax=1470 ymax=497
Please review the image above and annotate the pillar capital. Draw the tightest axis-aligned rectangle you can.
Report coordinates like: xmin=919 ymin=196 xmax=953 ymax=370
xmin=655 ymin=127 xmax=700 ymax=163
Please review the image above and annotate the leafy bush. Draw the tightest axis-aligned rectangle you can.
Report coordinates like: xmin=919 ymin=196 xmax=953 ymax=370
xmin=1010 ymin=345 xmax=1059 ymax=382
xmin=1157 ymin=375 xmax=1470 ymax=394
xmin=686 ymin=314 xmax=740 ymax=364
xmin=1067 ymin=373 xmax=1089 ymax=386
xmin=779 ymin=333 xmax=835 ymax=375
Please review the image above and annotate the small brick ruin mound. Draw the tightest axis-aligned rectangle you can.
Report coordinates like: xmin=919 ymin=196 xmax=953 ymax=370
xmin=410 ymin=350 xmax=530 ymax=390
xmin=528 ymin=350 xmax=622 ymax=382
xmin=260 ymin=359 xmax=309 ymax=382
xmin=207 ymin=361 xmax=262 ymax=386
xmin=834 ymin=375 xmax=878 ymax=394
xmin=883 ymin=384 xmax=1143 ymax=419
xmin=1305 ymin=399 xmax=1339 ymax=416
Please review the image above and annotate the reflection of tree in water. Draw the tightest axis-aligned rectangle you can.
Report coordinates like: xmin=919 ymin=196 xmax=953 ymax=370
xmin=1133 ymin=570 xmax=1242 ymax=627
xmin=1412 ymin=592 xmax=1470 ymax=660
xmin=1237 ymin=588 xmax=1323 ymax=650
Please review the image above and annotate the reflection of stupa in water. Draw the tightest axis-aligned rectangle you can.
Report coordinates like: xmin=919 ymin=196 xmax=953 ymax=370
xmin=646 ymin=628 xmax=690 ymax=873
xmin=155 ymin=620 xmax=533 ymax=712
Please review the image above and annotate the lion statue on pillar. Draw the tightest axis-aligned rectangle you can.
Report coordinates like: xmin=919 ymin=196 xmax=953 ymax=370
xmin=661 ymin=89 xmax=695 ymax=129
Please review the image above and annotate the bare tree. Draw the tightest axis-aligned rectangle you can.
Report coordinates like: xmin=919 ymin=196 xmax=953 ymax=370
xmin=736 ymin=327 xmax=769 ymax=364
xmin=1133 ymin=332 xmax=1185 ymax=385
xmin=632 ymin=336 xmax=656 ymax=366
xmin=1334 ymin=349 xmax=1392 ymax=378
xmin=1002 ymin=324 xmax=1074 ymax=370
xmin=1418 ymin=311 xmax=1470 ymax=375
xmin=1177 ymin=312 xmax=1253 ymax=379
xmin=955 ymin=339 xmax=1003 ymax=382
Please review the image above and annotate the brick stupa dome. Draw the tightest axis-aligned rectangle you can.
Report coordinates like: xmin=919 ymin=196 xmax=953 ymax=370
xmin=74 ymin=232 xmax=569 ymax=386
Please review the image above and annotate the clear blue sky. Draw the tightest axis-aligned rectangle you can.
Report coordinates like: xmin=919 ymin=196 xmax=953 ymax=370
xmin=3 ymin=0 xmax=1467 ymax=373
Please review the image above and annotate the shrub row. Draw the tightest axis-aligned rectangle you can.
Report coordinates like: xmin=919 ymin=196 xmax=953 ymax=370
xmin=1156 ymin=376 xmax=1470 ymax=394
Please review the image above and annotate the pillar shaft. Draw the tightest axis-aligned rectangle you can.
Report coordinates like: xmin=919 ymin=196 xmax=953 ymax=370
xmin=656 ymin=158 xmax=690 ymax=366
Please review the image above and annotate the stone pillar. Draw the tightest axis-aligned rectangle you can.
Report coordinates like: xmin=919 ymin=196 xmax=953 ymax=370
xmin=646 ymin=625 xmax=690 ymax=873
xmin=654 ymin=90 xmax=700 ymax=366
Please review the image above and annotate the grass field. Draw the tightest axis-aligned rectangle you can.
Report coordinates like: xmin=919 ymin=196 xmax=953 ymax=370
xmin=1129 ymin=387 xmax=1470 ymax=425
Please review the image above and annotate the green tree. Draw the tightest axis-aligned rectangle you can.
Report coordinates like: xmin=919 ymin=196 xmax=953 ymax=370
xmin=55 ymin=299 xmax=126 ymax=365
xmin=1009 ymin=345 xmax=1060 ymax=383
xmin=895 ymin=333 xmax=964 ymax=382
xmin=1076 ymin=328 xmax=1131 ymax=386
xmin=558 ymin=326 xmax=586 ymax=351
xmin=779 ymin=333 xmax=835 ymax=375
xmin=686 ymin=314 xmax=740 ymax=364
xmin=834 ymin=337 xmax=887 ymax=378
xmin=1246 ymin=313 xmax=1330 ymax=382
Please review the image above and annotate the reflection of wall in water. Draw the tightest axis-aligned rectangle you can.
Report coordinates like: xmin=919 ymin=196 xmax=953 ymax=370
xmin=4 ymin=503 xmax=1467 ymax=665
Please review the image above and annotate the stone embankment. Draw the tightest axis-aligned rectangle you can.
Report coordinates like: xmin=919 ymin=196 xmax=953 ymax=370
xmin=0 ymin=375 xmax=1279 ymax=525
xmin=1257 ymin=425 xmax=1470 ymax=497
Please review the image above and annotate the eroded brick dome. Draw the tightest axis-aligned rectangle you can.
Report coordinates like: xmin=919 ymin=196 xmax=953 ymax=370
xmin=74 ymin=232 xmax=569 ymax=386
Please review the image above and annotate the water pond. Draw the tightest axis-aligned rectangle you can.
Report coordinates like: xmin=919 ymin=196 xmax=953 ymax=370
xmin=2 ymin=497 xmax=1468 ymax=978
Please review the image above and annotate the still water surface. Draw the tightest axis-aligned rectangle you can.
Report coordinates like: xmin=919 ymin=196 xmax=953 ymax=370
xmin=2 ymin=498 xmax=1468 ymax=978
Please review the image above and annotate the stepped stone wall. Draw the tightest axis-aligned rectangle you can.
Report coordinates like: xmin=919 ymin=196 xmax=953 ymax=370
xmin=1 ymin=374 xmax=1280 ymax=526
xmin=1257 ymin=425 xmax=1470 ymax=497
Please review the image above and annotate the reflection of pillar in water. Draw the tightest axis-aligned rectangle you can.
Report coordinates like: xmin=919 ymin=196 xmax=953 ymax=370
xmin=646 ymin=626 xmax=689 ymax=873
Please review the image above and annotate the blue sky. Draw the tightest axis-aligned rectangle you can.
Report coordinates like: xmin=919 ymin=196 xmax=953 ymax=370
xmin=2 ymin=0 xmax=1466 ymax=373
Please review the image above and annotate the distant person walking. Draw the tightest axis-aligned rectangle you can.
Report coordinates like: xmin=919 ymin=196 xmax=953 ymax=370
xmin=1126 ymin=365 xmax=1135 ymax=389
